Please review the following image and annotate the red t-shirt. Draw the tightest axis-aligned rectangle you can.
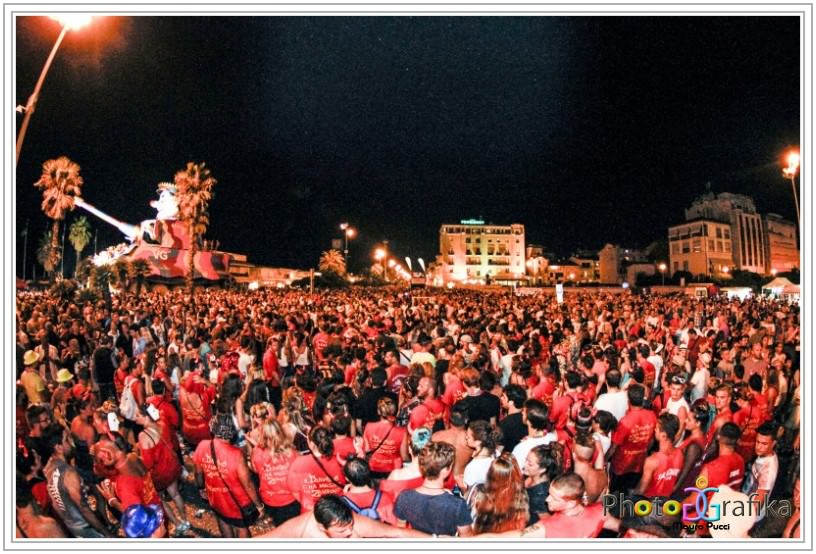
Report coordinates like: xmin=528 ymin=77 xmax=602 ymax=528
xmin=702 ymin=452 xmax=746 ymax=491
xmin=442 ymin=376 xmax=466 ymax=407
xmin=530 ymin=378 xmax=556 ymax=407
xmin=251 ymin=448 xmax=298 ymax=507
xmin=363 ymin=421 xmax=407 ymax=473
xmin=611 ymin=408 xmax=657 ymax=475
xmin=549 ymin=393 xmax=581 ymax=430
xmin=541 ymin=503 xmax=605 ymax=538
xmin=387 ymin=364 xmax=410 ymax=394
xmin=343 ymin=489 xmax=397 ymax=525
xmin=643 ymin=448 xmax=684 ymax=497
xmin=379 ymin=475 xmax=424 ymax=501
xmin=733 ymin=403 xmax=768 ymax=462
xmin=180 ymin=377 xmax=216 ymax=446
xmin=262 ymin=350 xmax=280 ymax=386
xmin=638 ymin=359 xmax=656 ymax=388
xmin=113 ymin=467 xmax=161 ymax=510
xmin=333 ymin=436 xmax=357 ymax=463
xmin=192 ymin=439 xmax=252 ymax=519
xmin=286 ymin=453 xmax=345 ymax=512
xmin=141 ymin=433 xmax=182 ymax=491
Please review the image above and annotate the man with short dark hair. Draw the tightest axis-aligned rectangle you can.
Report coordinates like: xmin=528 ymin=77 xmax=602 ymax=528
xmin=256 ymin=494 xmax=428 ymax=538
xmin=593 ymin=369 xmax=627 ymax=422
xmin=394 ymin=442 xmax=473 ymax=536
xmin=634 ymin=413 xmax=683 ymax=497
xmin=512 ymin=399 xmax=555 ymax=469
xmin=452 ymin=368 xmax=500 ymax=426
xmin=354 ymin=367 xmax=397 ymax=429
xmin=43 ymin=425 xmax=111 ymax=538
xmin=742 ymin=422 xmax=779 ymax=523
xmin=499 ymin=384 xmax=528 ymax=453
xmin=607 ymin=385 xmax=657 ymax=494
xmin=432 ymin=403 xmax=473 ymax=482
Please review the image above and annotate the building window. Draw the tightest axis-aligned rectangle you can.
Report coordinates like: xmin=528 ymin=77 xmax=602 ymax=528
xmin=708 ymin=240 xmax=715 ymax=251
xmin=682 ymin=242 xmax=690 ymax=254
xmin=724 ymin=242 xmax=731 ymax=253
xmin=673 ymin=262 xmax=679 ymax=272
xmin=671 ymin=243 xmax=680 ymax=255
xmin=716 ymin=228 xmax=723 ymax=239
xmin=683 ymin=261 xmax=689 ymax=272
xmin=692 ymin=239 xmax=702 ymax=253
xmin=724 ymin=229 xmax=731 ymax=240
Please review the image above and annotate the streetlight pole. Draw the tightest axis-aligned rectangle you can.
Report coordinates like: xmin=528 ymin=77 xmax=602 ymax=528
xmin=22 ymin=220 xmax=29 ymax=281
xmin=16 ymin=16 xmax=94 ymax=166
xmin=659 ymin=263 xmax=666 ymax=286
xmin=783 ymin=149 xmax=800 ymax=234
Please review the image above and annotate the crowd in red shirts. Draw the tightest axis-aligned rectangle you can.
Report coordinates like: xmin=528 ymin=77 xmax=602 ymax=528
xmin=14 ymin=286 xmax=800 ymax=539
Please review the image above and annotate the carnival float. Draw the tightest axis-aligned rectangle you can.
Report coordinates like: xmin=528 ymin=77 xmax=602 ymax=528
xmin=75 ymin=182 xmax=229 ymax=286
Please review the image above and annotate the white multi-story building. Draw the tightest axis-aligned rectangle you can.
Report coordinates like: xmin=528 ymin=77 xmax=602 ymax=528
xmin=438 ymin=219 xmax=525 ymax=284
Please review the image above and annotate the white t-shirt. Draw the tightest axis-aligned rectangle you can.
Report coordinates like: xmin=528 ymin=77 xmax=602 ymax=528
xmin=463 ymin=456 xmax=494 ymax=490
xmin=690 ymin=368 xmax=709 ymax=403
xmin=511 ymin=433 xmax=556 ymax=470
xmin=594 ymin=391 xmax=629 ymax=422
xmin=742 ymin=453 xmax=779 ymax=521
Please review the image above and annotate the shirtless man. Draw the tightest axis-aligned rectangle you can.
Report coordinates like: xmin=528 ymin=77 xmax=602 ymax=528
xmin=571 ymin=434 xmax=608 ymax=504
xmin=16 ymin=476 xmax=66 ymax=538
xmin=431 ymin=403 xmax=473 ymax=485
xmin=256 ymin=494 xmax=428 ymax=538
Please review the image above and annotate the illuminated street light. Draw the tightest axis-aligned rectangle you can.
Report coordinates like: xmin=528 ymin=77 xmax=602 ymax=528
xmin=658 ymin=262 xmax=667 ymax=286
xmin=771 ymin=268 xmax=778 ymax=277
xmin=16 ymin=15 xmax=96 ymax=166
xmin=782 ymin=148 xmax=800 ymax=230
xmin=339 ymin=222 xmax=356 ymax=263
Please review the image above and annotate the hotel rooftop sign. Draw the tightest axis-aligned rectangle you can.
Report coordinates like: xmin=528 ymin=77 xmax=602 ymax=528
xmin=460 ymin=218 xmax=485 ymax=225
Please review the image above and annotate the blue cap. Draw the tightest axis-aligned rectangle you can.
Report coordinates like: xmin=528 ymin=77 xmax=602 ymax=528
xmin=121 ymin=504 xmax=164 ymax=538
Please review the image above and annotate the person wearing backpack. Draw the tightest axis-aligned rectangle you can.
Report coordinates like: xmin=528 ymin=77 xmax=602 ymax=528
xmin=340 ymin=457 xmax=396 ymax=524
xmin=119 ymin=361 xmax=146 ymax=437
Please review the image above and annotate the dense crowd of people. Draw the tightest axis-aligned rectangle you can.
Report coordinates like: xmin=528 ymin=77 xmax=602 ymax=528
xmin=14 ymin=286 xmax=801 ymax=539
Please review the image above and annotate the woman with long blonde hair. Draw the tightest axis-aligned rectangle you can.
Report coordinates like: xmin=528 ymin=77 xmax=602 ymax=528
xmin=250 ymin=418 xmax=301 ymax=526
xmin=471 ymin=452 xmax=529 ymax=534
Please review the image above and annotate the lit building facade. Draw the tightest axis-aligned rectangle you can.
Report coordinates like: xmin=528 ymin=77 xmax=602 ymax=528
xmin=764 ymin=213 xmax=799 ymax=272
xmin=438 ymin=220 xmax=525 ymax=284
xmin=684 ymin=192 xmax=766 ymax=273
xmin=668 ymin=220 xmax=734 ymax=277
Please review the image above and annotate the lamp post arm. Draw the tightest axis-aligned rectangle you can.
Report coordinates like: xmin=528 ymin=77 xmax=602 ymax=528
xmin=790 ymin=175 xmax=800 ymax=226
xmin=16 ymin=25 xmax=69 ymax=166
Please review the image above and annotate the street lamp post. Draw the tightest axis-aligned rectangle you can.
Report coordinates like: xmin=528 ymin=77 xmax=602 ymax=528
xmin=339 ymin=222 xmax=355 ymax=264
xmin=16 ymin=16 xmax=94 ymax=166
xmin=374 ymin=247 xmax=386 ymax=282
xmin=782 ymin=149 xmax=800 ymax=230
xmin=658 ymin=263 xmax=667 ymax=286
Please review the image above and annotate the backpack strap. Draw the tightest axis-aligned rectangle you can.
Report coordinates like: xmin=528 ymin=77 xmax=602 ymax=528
xmin=341 ymin=495 xmax=363 ymax=513
xmin=370 ymin=489 xmax=382 ymax=510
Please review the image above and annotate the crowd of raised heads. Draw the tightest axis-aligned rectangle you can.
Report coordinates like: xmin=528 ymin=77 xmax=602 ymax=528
xmin=15 ymin=287 xmax=800 ymax=539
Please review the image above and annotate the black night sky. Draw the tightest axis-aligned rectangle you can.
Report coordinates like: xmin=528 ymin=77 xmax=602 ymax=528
xmin=15 ymin=15 xmax=800 ymax=274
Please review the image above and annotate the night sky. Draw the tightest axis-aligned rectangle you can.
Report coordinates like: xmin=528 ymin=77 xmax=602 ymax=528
xmin=14 ymin=15 xmax=800 ymax=275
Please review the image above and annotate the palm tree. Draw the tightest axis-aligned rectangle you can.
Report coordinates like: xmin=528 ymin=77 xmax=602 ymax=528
xmin=36 ymin=230 xmax=58 ymax=278
xmin=75 ymin=257 xmax=95 ymax=287
xmin=110 ymin=258 xmax=130 ymax=291
xmin=174 ymin=162 xmax=217 ymax=294
xmin=128 ymin=259 xmax=152 ymax=296
xmin=68 ymin=216 xmax=92 ymax=276
xmin=91 ymin=264 xmax=113 ymax=310
xmin=319 ymin=249 xmax=347 ymax=276
xmin=33 ymin=156 xmax=84 ymax=281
